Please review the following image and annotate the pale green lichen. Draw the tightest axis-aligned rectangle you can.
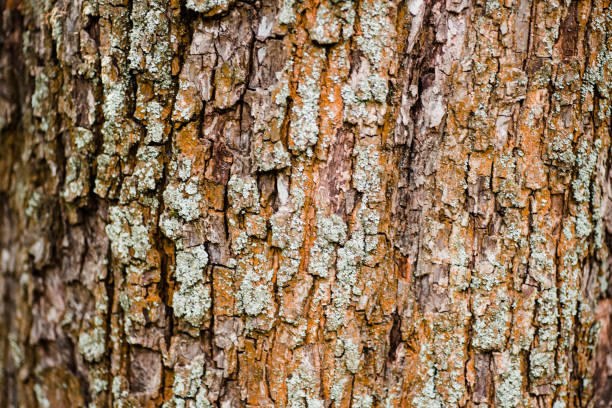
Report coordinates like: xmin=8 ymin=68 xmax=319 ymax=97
xmin=327 ymin=230 xmax=366 ymax=329
xmin=495 ymin=354 xmax=522 ymax=408
xmin=308 ymin=213 xmax=347 ymax=278
xmin=355 ymin=0 xmax=390 ymax=68
xmin=91 ymin=377 xmax=108 ymax=395
xmin=289 ymin=47 xmax=326 ymax=154
xmin=128 ymin=0 xmax=173 ymax=87
xmin=572 ymin=140 xmax=600 ymax=203
xmin=176 ymin=158 xmax=192 ymax=181
xmin=535 ymin=289 xmax=559 ymax=348
xmin=528 ymin=231 xmax=555 ymax=286
xmin=470 ymin=256 xmax=504 ymax=291
xmin=278 ymin=0 xmax=296 ymax=24
xmin=105 ymin=205 xmax=152 ymax=263
xmin=308 ymin=1 xmax=355 ymax=45
xmin=472 ymin=289 xmax=511 ymax=351
xmin=309 ymin=2 xmax=340 ymax=44
xmin=276 ymin=78 xmax=291 ymax=105
xmin=227 ymin=175 xmax=260 ymax=215
xmin=286 ymin=356 xmax=325 ymax=408
xmin=144 ymin=101 xmax=166 ymax=143
xmin=353 ymin=144 xmax=381 ymax=200
xmin=352 ymin=394 xmax=373 ymax=408
xmin=78 ymin=327 xmax=106 ymax=362
xmin=31 ymin=71 xmax=50 ymax=124
xmin=134 ymin=146 xmax=163 ymax=192
xmin=173 ymin=245 xmax=211 ymax=327
xmin=34 ymin=384 xmax=51 ymax=408
xmin=254 ymin=141 xmax=291 ymax=172
xmin=529 ymin=348 xmax=554 ymax=380
xmin=73 ymin=127 xmax=95 ymax=152
xmin=173 ymin=283 xmax=212 ymax=327
xmin=327 ymin=140 xmax=382 ymax=329
xmin=330 ymin=377 xmax=347 ymax=405
xmin=160 ymin=215 xmax=183 ymax=241
xmin=25 ymin=191 xmax=41 ymax=218
xmin=238 ymin=272 xmax=272 ymax=316
xmin=358 ymin=206 xmax=380 ymax=235
xmin=341 ymin=74 xmax=389 ymax=124
xmin=112 ymin=376 xmax=129 ymax=407
xmin=163 ymin=180 xmax=202 ymax=222
xmin=552 ymin=400 xmax=566 ymax=408
xmin=342 ymin=338 xmax=361 ymax=373
xmin=270 ymin=207 xmax=305 ymax=251
xmin=277 ymin=254 xmax=302 ymax=287
xmin=163 ymin=356 xmax=212 ymax=408
xmin=236 ymin=251 xmax=274 ymax=317
xmin=173 ymin=355 xmax=205 ymax=398
xmin=231 ymin=231 xmax=249 ymax=255
xmin=175 ymin=245 xmax=209 ymax=287
xmin=574 ymin=210 xmax=592 ymax=238
xmin=580 ymin=29 xmax=612 ymax=100
xmin=101 ymin=78 xmax=127 ymax=122
xmin=412 ymin=366 xmax=443 ymax=408
xmin=62 ymin=156 xmax=88 ymax=202
xmin=451 ymin=234 xmax=469 ymax=267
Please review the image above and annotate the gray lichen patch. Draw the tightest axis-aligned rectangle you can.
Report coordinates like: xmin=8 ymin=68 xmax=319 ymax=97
xmin=307 ymin=1 xmax=355 ymax=45
xmin=270 ymin=206 xmax=305 ymax=252
xmin=173 ymin=282 xmax=212 ymax=328
xmin=529 ymin=348 xmax=555 ymax=381
xmin=412 ymin=358 xmax=444 ymax=408
xmin=495 ymin=353 xmax=522 ymax=408
xmin=128 ymin=0 xmax=173 ymax=86
xmin=308 ymin=238 xmax=342 ymax=278
xmin=101 ymin=71 xmax=128 ymax=123
xmin=253 ymin=140 xmax=291 ymax=172
xmin=328 ymin=229 xmax=368 ymax=330
xmin=163 ymin=179 xmax=203 ymax=222
xmin=165 ymin=355 xmax=212 ymax=407
xmin=62 ymin=155 xmax=91 ymax=203
xmin=471 ymin=288 xmax=511 ymax=351
xmin=308 ymin=213 xmax=347 ymax=278
xmin=309 ymin=2 xmax=341 ymax=44
xmin=185 ymin=0 xmax=235 ymax=17
xmin=278 ymin=0 xmax=297 ymax=25
xmin=288 ymin=47 xmax=326 ymax=154
xmin=353 ymin=144 xmax=383 ymax=202
xmin=143 ymin=101 xmax=168 ymax=144
xmin=105 ymin=204 xmax=154 ymax=264
xmin=355 ymin=0 xmax=392 ymax=69
xmin=341 ymin=337 xmax=361 ymax=373
xmin=572 ymin=139 xmax=600 ymax=203
xmin=236 ymin=252 xmax=274 ymax=318
xmin=133 ymin=145 xmax=163 ymax=192
xmin=286 ymin=351 xmax=325 ymax=408
xmin=534 ymin=288 xmax=559 ymax=349
xmin=173 ymin=245 xmax=211 ymax=328
xmin=227 ymin=174 xmax=261 ymax=215
xmin=277 ymin=253 xmax=302 ymax=289
xmin=175 ymin=245 xmax=209 ymax=287
xmin=78 ymin=327 xmax=106 ymax=363
xmin=341 ymin=72 xmax=389 ymax=125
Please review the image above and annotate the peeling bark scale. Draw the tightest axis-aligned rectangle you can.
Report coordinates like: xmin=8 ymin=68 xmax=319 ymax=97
xmin=2 ymin=0 xmax=612 ymax=406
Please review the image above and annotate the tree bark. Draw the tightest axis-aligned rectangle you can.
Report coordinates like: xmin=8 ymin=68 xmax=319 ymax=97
xmin=2 ymin=0 xmax=612 ymax=406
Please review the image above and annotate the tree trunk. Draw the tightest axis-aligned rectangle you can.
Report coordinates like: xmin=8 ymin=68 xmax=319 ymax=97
xmin=2 ymin=0 xmax=612 ymax=406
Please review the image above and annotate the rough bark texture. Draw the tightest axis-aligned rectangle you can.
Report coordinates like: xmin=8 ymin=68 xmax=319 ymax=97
xmin=2 ymin=0 xmax=612 ymax=407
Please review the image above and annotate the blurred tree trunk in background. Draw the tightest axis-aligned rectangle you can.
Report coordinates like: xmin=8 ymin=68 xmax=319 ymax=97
xmin=2 ymin=0 xmax=612 ymax=406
